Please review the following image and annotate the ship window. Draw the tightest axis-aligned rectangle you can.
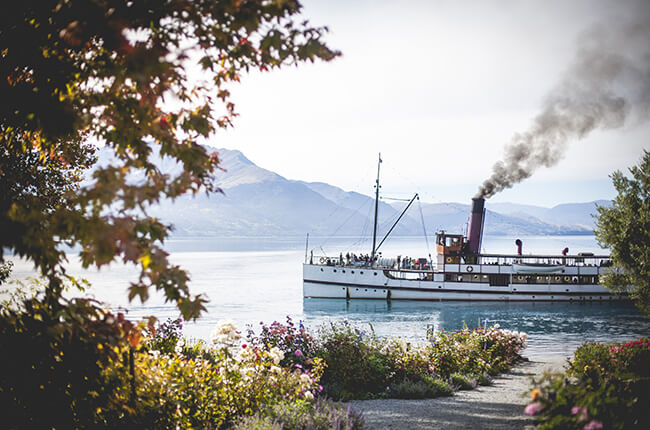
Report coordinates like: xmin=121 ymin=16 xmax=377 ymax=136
xmin=333 ymin=269 xmax=337 ymax=273
xmin=351 ymin=270 xmax=354 ymax=274
xmin=374 ymin=272 xmax=377 ymax=276
xmin=473 ymin=275 xmax=479 ymax=280
xmin=489 ymin=274 xmax=508 ymax=286
xmin=360 ymin=271 xmax=364 ymax=274
xmin=342 ymin=270 xmax=345 ymax=273
xmin=320 ymin=268 xmax=323 ymax=272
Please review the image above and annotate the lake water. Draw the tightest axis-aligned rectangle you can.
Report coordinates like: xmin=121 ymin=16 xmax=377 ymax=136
xmin=5 ymin=235 xmax=650 ymax=358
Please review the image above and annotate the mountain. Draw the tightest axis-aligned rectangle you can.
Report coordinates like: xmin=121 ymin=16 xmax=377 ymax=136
xmin=89 ymin=146 xmax=600 ymax=237
xmin=489 ymin=200 xmax=611 ymax=229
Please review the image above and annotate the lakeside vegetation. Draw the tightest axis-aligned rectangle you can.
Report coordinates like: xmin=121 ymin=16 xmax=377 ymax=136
xmin=525 ymin=337 xmax=650 ymax=430
xmin=0 ymin=289 xmax=527 ymax=429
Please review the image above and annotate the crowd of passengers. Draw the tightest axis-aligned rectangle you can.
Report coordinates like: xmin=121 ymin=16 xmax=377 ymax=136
xmin=314 ymin=252 xmax=430 ymax=270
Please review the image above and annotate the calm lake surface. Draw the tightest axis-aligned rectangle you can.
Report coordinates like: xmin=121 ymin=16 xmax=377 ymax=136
xmin=6 ymin=235 xmax=650 ymax=358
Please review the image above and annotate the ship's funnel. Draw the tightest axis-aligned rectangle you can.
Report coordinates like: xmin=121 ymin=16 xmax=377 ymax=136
xmin=467 ymin=197 xmax=485 ymax=254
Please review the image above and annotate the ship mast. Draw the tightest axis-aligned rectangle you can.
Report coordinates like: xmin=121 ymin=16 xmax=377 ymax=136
xmin=370 ymin=153 xmax=382 ymax=265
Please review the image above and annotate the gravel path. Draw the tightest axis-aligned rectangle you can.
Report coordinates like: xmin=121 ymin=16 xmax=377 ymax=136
xmin=347 ymin=356 xmax=567 ymax=430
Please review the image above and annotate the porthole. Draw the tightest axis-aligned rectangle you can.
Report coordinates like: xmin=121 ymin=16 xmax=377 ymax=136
xmin=342 ymin=270 xmax=345 ymax=273
xmin=333 ymin=269 xmax=337 ymax=273
xmin=360 ymin=271 xmax=364 ymax=274
xmin=355 ymin=288 xmax=359 ymax=291
xmin=374 ymin=272 xmax=377 ymax=276
xmin=374 ymin=289 xmax=377 ymax=292
xmin=438 ymin=286 xmax=442 ymax=288
xmin=351 ymin=270 xmax=355 ymax=274
xmin=320 ymin=268 xmax=323 ymax=272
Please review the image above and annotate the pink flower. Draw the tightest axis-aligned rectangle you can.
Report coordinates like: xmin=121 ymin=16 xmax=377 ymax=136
xmin=524 ymin=402 xmax=543 ymax=416
xmin=583 ymin=420 xmax=603 ymax=430
xmin=295 ymin=349 xmax=303 ymax=356
xmin=571 ymin=406 xmax=589 ymax=422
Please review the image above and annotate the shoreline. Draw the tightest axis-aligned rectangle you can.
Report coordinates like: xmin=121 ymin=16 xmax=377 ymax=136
xmin=347 ymin=355 xmax=567 ymax=430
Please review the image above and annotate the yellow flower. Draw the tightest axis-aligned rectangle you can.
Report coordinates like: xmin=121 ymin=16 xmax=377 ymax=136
xmin=531 ymin=388 xmax=541 ymax=400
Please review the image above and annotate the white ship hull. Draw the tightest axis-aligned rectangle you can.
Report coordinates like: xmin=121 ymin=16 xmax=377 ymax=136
xmin=303 ymin=263 xmax=623 ymax=302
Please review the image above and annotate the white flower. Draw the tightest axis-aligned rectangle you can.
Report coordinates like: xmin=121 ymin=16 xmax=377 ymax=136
xmin=238 ymin=345 xmax=256 ymax=362
xmin=493 ymin=323 xmax=500 ymax=329
xmin=300 ymin=373 xmax=312 ymax=387
xmin=149 ymin=350 xmax=160 ymax=359
xmin=174 ymin=340 xmax=184 ymax=355
xmin=211 ymin=320 xmax=242 ymax=347
xmin=269 ymin=347 xmax=285 ymax=365
xmin=303 ymin=391 xmax=314 ymax=400
xmin=270 ymin=366 xmax=282 ymax=374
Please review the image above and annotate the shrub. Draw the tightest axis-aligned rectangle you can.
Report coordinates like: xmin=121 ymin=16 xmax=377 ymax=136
xmin=427 ymin=324 xmax=527 ymax=378
xmin=526 ymin=338 xmax=650 ymax=430
xmin=450 ymin=373 xmax=477 ymax=390
xmin=232 ymin=398 xmax=364 ymax=430
xmin=246 ymin=317 xmax=316 ymax=370
xmin=315 ymin=321 xmax=392 ymax=399
xmin=387 ymin=376 xmax=453 ymax=399
xmin=0 ymin=294 xmax=142 ymax=429
xmin=143 ymin=317 xmax=183 ymax=355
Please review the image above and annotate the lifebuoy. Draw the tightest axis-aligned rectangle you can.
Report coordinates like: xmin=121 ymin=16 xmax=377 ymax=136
xmin=445 ymin=256 xmax=453 ymax=263
xmin=466 ymin=266 xmax=474 ymax=273
xmin=319 ymin=257 xmax=326 ymax=264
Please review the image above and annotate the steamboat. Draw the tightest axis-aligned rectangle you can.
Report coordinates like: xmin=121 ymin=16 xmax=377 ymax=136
xmin=302 ymin=157 xmax=623 ymax=302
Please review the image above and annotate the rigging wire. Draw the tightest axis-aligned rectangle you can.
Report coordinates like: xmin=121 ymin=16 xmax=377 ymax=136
xmin=418 ymin=197 xmax=433 ymax=266
xmin=315 ymin=198 xmax=372 ymax=253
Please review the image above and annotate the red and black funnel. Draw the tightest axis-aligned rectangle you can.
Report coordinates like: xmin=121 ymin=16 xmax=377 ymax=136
xmin=467 ymin=197 xmax=485 ymax=254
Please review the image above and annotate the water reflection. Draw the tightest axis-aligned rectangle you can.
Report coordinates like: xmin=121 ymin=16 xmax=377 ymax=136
xmin=303 ymin=299 xmax=650 ymax=357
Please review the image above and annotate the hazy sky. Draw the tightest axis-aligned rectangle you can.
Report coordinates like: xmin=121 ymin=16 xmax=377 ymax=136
xmin=209 ymin=0 xmax=649 ymax=207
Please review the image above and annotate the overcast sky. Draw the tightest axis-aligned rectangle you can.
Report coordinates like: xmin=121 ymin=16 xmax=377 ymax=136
xmin=208 ymin=0 xmax=649 ymax=207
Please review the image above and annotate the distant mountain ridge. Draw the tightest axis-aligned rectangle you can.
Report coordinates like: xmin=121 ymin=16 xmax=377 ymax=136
xmin=91 ymin=146 xmax=605 ymax=237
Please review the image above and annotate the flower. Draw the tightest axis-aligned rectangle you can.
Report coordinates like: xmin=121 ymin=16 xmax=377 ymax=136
xmin=269 ymin=347 xmax=285 ymax=364
xmin=530 ymin=388 xmax=541 ymax=400
xmin=583 ymin=420 xmax=603 ymax=430
xmin=524 ymin=402 xmax=543 ymax=416
xmin=571 ymin=406 xmax=589 ymax=422
xmin=303 ymin=391 xmax=314 ymax=400
xmin=300 ymin=373 xmax=312 ymax=386
xmin=295 ymin=349 xmax=303 ymax=356
xmin=211 ymin=320 xmax=241 ymax=347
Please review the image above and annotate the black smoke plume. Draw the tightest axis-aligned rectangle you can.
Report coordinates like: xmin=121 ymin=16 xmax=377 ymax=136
xmin=477 ymin=4 xmax=650 ymax=199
